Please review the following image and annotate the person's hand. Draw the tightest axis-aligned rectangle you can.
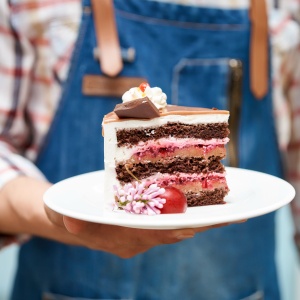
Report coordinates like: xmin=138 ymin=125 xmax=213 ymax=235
xmin=0 ymin=175 xmax=246 ymax=259
xmin=45 ymin=206 xmax=245 ymax=258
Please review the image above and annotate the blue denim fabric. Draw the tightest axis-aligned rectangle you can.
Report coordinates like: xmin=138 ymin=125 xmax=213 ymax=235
xmin=11 ymin=0 xmax=282 ymax=299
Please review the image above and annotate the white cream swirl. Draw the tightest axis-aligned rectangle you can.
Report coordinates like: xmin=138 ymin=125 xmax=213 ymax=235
xmin=122 ymin=86 xmax=167 ymax=109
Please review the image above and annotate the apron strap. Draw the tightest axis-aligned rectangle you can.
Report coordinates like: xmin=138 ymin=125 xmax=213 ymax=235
xmin=250 ymin=0 xmax=268 ymax=100
xmin=91 ymin=0 xmax=123 ymax=77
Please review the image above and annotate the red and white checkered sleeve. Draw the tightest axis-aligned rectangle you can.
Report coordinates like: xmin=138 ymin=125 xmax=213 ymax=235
xmin=281 ymin=48 xmax=300 ymax=235
xmin=269 ymin=5 xmax=300 ymax=234
xmin=0 ymin=2 xmax=45 ymax=249
xmin=0 ymin=1 xmax=46 ymax=188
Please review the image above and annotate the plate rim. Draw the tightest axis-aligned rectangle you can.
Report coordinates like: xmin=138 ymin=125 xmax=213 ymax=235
xmin=43 ymin=167 xmax=296 ymax=229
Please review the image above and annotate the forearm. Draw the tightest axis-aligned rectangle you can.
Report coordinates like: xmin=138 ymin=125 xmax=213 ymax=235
xmin=0 ymin=176 xmax=79 ymax=244
xmin=0 ymin=176 xmax=48 ymax=233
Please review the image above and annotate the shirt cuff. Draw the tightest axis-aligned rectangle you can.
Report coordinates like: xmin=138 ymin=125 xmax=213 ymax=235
xmin=0 ymin=234 xmax=30 ymax=249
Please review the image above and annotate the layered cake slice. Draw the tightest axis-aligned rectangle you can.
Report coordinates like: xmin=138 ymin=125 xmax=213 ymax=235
xmin=102 ymin=83 xmax=230 ymax=214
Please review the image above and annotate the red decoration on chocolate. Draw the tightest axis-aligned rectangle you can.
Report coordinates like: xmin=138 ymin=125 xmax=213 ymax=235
xmin=139 ymin=82 xmax=150 ymax=92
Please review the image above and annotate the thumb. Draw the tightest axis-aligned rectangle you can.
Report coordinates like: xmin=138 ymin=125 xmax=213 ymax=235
xmin=63 ymin=216 xmax=87 ymax=234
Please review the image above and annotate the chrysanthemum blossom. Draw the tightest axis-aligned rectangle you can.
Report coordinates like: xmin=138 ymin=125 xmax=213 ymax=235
xmin=114 ymin=181 xmax=166 ymax=215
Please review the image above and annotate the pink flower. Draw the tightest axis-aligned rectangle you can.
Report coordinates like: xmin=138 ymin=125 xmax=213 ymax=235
xmin=114 ymin=181 xmax=166 ymax=215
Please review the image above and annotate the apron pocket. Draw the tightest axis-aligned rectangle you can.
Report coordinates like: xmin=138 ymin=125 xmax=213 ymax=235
xmin=172 ymin=58 xmax=231 ymax=107
xmin=172 ymin=57 xmax=243 ymax=167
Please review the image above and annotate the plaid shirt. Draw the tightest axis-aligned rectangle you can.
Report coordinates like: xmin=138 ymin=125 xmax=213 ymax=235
xmin=0 ymin=0 xmax=299 ymax=248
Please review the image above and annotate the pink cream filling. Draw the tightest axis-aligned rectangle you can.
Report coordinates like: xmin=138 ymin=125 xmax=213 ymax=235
xmin=146 ymin=172 xmax=227 ymax=190
xmin=132 ymin=137 xmax=229 ymax=160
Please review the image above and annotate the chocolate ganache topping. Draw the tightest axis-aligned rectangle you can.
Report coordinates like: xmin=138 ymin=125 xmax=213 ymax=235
xmin=113 ymin=82 xmax=166 ymax=119
xmin=114 ymin=97 xmax=160 ymax=119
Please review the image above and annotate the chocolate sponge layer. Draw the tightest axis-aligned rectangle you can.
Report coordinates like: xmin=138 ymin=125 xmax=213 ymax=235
xmin=116 ymin=122 xmax=229 ymax=147
xmin=116 ymin=156 xmax=225 ymax=183
xmin=186 ymin=188 xmax=228 ymax=207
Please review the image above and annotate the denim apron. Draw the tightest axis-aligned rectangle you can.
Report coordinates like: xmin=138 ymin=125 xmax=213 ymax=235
xmin=11 ymin=1 xmax=282 ymax=299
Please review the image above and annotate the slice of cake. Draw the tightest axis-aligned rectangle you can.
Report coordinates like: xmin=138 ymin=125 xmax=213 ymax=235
xmin=102 ymin=83 xmax=230 ymax=213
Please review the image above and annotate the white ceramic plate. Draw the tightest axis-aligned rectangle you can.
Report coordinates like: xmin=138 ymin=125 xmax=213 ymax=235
xmin=43 ymin=167 xmax=295 ymax=229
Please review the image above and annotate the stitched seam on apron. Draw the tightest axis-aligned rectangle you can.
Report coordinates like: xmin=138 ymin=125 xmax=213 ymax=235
xmin=115 ymin=8 xmax=249 ymax=31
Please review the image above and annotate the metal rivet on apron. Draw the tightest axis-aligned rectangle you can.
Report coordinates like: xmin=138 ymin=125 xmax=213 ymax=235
xmin=93 ymin=47 xmax=136 ymax=63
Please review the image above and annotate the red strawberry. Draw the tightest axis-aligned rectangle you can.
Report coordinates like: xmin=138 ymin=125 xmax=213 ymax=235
xmin=139 ymin=82 xmax=150 ymax=92
xmin=160 ymin=187 xmax=187 ymax=214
